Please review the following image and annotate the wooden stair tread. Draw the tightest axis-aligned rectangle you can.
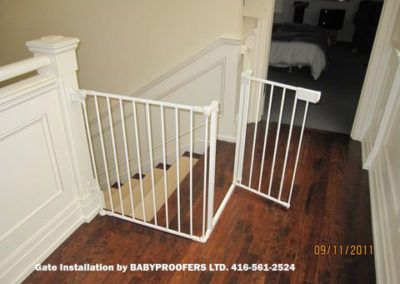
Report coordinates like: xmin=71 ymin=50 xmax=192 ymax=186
xmin=103 ymin=168 xmax=164 ymax=213
xmin=134 ymin=156 xmax=199 ymax=222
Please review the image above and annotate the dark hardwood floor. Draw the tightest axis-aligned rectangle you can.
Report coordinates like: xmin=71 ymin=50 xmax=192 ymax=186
xmin=24 ymin=126 xmax=375 ymax=284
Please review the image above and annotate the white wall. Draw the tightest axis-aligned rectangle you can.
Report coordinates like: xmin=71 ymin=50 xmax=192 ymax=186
xmin=273 ymin=0 xmax=383 ymax=42
xmin=0 ymin=0 xmax=242 ymax=95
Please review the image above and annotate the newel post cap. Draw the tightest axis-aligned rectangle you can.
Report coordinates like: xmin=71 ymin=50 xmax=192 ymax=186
xmin=26 ymin=35 xmax=79 ymax=55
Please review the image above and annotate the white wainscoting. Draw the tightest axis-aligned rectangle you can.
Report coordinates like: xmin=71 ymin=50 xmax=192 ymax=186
xmin=0 ymin=76 xmax=78 ymax=283
xmin=359 ymin=43 xmax=400 ymax=283
xmin=0 ymin=36 xmax=102 ymax=283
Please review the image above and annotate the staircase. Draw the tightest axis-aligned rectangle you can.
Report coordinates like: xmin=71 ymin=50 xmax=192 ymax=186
xmin=102 ymin=153 xmax=199 ymax=223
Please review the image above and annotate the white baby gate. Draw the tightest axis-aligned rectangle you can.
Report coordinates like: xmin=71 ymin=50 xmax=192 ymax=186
xmin=232 ymin=71 xmax=321 ymax=208
xmin=78 ymin=89 xmax=219 ymax=243
xmin=78 ymin=71 xmax=320 ymax=243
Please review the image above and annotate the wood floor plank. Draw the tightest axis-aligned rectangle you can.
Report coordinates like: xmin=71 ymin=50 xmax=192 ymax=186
xmin=24 ymin=127 xmax=375 ymax=284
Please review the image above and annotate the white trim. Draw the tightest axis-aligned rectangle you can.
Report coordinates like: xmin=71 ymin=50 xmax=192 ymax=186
xmin=363 ymin=47 xmax=400 ymax=169
xmin=351 ymin=0 xmax=400 ymax=140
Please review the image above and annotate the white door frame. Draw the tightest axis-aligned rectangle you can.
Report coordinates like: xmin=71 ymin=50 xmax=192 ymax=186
xmin=351 ymin=0 xmax=400 ymax=141
xmin=244 ymin=0 xmax=397 ymax=134
xmin=242 ymin=0 xmax=276 ymax=123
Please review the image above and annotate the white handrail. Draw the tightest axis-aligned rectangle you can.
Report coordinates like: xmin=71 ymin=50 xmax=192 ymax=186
xmin=0 ymin=55 xmax=51 ymax=83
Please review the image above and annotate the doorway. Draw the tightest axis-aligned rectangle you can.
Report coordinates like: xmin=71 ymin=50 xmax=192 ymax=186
xmin=264 ymin=0 xmax=384 ymax=134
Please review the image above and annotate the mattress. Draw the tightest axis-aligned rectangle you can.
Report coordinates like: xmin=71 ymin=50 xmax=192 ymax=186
xmin=269 ymin=40 xmax=326 ymax=80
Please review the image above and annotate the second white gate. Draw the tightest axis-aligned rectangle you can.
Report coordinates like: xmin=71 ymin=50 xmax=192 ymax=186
xmin=232 ymin=71 xmax=321 ymax=208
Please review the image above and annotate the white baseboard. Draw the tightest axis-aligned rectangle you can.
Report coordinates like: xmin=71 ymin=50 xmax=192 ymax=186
xmin=368 ymin=154 xmax=399 ymax=284
xmin=0 ymin=190 xmax=101 ymax=284
xmin=1 ymin=200 xmax=83 ymax=283
xmin=79 ymin=180 xmax=103 ymax=222
xmin=217 ymin=134 xmax=236 ymax=143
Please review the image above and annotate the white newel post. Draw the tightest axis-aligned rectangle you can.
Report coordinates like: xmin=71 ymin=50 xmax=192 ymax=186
xmin=26 ymin=35 xmax=102 ymax=220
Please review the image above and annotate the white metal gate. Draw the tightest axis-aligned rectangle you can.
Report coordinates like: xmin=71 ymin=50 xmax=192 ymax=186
xmin=79 ymin=89 xmax=219 ymax=243
xmin=233 ymin=71 xmax=321 ymax=208
xmin=78 ymin=71 xmax=320 ymax=243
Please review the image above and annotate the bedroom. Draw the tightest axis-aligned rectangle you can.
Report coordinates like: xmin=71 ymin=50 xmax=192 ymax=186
xmin=265 ymin=0 xmax=384 ymax=134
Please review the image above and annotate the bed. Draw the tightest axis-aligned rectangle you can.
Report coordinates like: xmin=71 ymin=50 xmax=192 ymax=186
xmin=269 ymin=23 xmax=329 ymax=80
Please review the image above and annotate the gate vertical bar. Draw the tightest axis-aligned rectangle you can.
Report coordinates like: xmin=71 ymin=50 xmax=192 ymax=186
xmin=82 ymin=99 xmax=97 ymax=180
xmin=248 ymin=83 xmax=263 ymax=188
xmin=94 ymin=95 xmax=114 ymax=212
xmin=189 ymin=109 xmax=194 ymax=235
xmin=145 ymin=103 xmax=158 ymax=225
xmin=175 ymin=107 xmax=181 ymax=232
xmin=278 ymin=97 xmax=298 ymax=200
xmin=234 ymin=74 xmax=251 ymax=183
xmin=206 ymin=101 xmax=219 ymax=232
xmin=233 ymin=75 xmax=247 ymax=182
xmin=132 ymin=102 xmax=147 ymax=221
xmin=202 ymin=116 xmax=209 ymax=236
xmin=257 ymin=85 xmax=274 ymax=192
xmin=160 ymin=106 xmax=169 ymax=228
xmin=119 ymin=99 xmax=135 ymax=218
xmin=268 ymin=88 xmax=286 ymax=196
xmin=107 ymin=97 xmax=124 ymax=216
xmin=288 ymin=101 xmax=309 ymax=204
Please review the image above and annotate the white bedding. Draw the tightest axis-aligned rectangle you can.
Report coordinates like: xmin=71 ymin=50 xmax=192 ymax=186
xmin=269 ymin=41 xmax=326 ymax=80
